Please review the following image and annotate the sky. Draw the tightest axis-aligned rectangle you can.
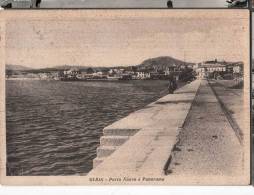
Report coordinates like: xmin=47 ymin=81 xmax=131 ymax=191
xmin=5 ymin=10 xmax=249 ymax=69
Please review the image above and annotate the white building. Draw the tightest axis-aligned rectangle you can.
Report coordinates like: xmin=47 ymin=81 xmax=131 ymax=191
xmin=194 ymin=62 xmax=226 ymax=79
xmin=63 ymin=68 xmax=80 ymax=78
xmin=233 ymin=65 xmax=242 ymax=74
xmin=137 ymin=72 xmax=150 ymax=79
xmin=92 ymin=71 xmax=103 ymax=76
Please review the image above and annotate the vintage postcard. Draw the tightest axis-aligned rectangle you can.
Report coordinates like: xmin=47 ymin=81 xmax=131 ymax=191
xmin=0 ymin=10 xmax=250 ymax=185
xmin=0 ymin=0 xmax=249 ymax=8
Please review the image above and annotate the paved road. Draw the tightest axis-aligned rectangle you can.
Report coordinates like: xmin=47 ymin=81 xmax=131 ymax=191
xmin=209 ymin=80 xmax=244 ymax=141
xmin=168 ymin=80 xmax=243 ymax=177
xmin=39 ymin=0 xmax=228 ymax=8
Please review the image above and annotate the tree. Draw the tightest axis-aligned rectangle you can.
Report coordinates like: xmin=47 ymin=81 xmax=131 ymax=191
xmin=179 ymin=68 xmax=194 ymax=82
xmin=86 ymin=68 xmax=94 ymax=74
xmin=6 ymin=69 xmax=13 ymax=78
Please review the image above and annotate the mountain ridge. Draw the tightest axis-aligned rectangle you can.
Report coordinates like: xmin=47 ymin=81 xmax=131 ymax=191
xmin=7 ymin=56 xmax=235 ymax=72
xmin=137 ymin=56 xmax=194 ymax=70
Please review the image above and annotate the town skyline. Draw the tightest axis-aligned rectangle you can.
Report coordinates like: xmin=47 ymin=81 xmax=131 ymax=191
xmin=5 ymin=55 xmax=191 ymax=69
xmin=6 ymin=55 xmax=240 ymax=70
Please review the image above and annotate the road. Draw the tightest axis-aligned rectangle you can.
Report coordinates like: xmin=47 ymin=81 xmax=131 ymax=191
xmin=209 ymin=80 xmax=244 ymax=141
xmin=39 ymin=0 xmax=229 ymax=8
xmin=167 ymin=80 xmax=244 ymax=177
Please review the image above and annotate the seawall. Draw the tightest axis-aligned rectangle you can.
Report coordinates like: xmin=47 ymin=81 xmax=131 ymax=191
xmin=88 ymin=79 xmax=201 ymax=178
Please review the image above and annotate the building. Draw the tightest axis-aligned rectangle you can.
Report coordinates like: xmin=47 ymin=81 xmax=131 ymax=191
xmin=92 ymin=71 xmax=103 ymax=77
xmin=194 ymin=61 xmax=226 ymax=79
xmin=232 ymin=63 xmax=243 ymax=74
xmin=136 ymin=71 xmax=151 ymax=79
xmin=164 ymin=67 xmax=171 ymax=75
xmin=63 ymin=68 xmax=80 ymax=79
xmin=233 ymin=65 xmax=241 ymax=74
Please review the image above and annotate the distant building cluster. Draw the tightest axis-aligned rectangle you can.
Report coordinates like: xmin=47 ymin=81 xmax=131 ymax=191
xmin=5 ymin=59 xmax=244 ymax=82
xmin=60 ymin=64 xmax=194 ymax=81
xmin=193 ymin=60 xmax=243 ymax=80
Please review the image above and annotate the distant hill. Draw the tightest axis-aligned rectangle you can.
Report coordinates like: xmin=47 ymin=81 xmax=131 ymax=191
xmin=5 ymin=56 xmax=194 ymax=73
xmin=6 ymin=64 xmax=32 ymax=71
xmin=51 ymin=65 xmax=111 ymax=72
xmin=137 ymin=56 xmax=194 ymax=70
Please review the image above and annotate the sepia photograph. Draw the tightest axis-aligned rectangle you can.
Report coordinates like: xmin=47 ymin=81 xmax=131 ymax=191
xmin=0 ymin=10 xmax=250 ymax=185
xmin=0 ymin=0 xmax=249 ymax=8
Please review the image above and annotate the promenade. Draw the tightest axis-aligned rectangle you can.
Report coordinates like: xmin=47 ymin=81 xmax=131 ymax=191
xmin=168 ymin=80 xmax=243 ymax=177
xmin=88 ymin=79 xmax=248 ymax=184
